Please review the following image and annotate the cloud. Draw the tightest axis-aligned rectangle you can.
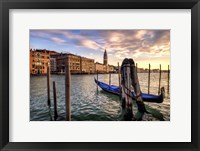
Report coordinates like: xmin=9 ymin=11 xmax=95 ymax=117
xmin=79 ymin=39 xmax=103 ymax=50
xmin=51 ymin=37 xmax=66 ymax=44
xmin=30 ymin=29 xmax=170 ymax=62
xmin=96 ymin=30 xmax=170 ymax=62
xmin=135 ymin=30 xmax=148 ymax=39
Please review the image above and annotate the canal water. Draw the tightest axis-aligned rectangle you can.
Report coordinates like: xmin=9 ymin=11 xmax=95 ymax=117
xmin=30 ymin=73 xmax=170 ymax=121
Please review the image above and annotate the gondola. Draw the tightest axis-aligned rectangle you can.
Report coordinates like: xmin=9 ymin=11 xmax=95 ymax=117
xmin=94 ymin=78 xmax=164 ymax=103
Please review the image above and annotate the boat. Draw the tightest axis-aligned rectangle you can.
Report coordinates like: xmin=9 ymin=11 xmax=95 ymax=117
xmin=94 ymin=78 xmax=164 ymax=103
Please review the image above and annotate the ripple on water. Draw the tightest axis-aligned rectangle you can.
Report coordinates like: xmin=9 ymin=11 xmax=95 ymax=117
xmin=30 ymin=74 xmax=170 ymax=121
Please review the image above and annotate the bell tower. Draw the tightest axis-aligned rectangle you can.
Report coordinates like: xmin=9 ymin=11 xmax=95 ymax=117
xmin=103 ymin=49 xmax=108 ymax=65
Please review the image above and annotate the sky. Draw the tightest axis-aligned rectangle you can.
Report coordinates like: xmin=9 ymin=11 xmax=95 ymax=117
xmin=30 ymin=30 xmax=170 ymax=70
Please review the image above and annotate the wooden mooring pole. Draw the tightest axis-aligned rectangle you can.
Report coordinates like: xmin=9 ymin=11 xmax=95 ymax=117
xmin=158 ymin=64 xmax=162 ymax=94
xmin=118 ymin=62 xmax=120 ymax=87
xmin=148 ymin=64 xmax=150 ymax=94
xmin=167 ymin=65 xmax=170 ymax=94
xmin=97 ymin=70 xmax=99 ymax=94
xmin=136 ymin=63 xmax=138 ymax=73
xmin=53 ymin=81 xmax=58 ymax=121
xmin=65 ymin=56 xmax=71 ymax=121
xmin=109 ymin=72 xmax=111 ymax=85
xmin=47 ymin=66 xmax=51 ymax=107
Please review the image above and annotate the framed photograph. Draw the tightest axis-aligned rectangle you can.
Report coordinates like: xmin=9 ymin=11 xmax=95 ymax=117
xmin=0 ymin=0 xmax=199 ymax=151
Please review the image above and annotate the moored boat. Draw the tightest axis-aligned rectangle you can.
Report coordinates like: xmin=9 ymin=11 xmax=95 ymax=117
xmin=94 ymin=78 xmax=164 ymax=103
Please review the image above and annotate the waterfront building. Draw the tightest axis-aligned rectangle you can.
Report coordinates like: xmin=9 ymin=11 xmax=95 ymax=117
xmin=95 ymin=63 xmax=116 ymax=73
xmin=30 ymin=48 xmax=115 ymax=75
xmin=68 ymin=54 xmax=81 ymax=73
xmin=30 ymin=49 xmax=50 ymax=75
xmin=95 ymin=62 xmax=107 ymax=73
xmin=50 ymin=51 xmax=60 ymax=73
xmin=137 ymin=68 xmax=145 ymax=73
xmin=94 ymin=49 xmax=117 ymax=73
xmin=50 ymin=58 xmax=57 ymax=72
xmin=56 ymin=53 xmax=95 ymax=74
xmin=80 ymin=57 xmax=95 ymax=73
xmin=152 ymin=69 xmax=160 ymax=73
xmin=56 ymin=53 xmax=68 ymax=73
xmin=108 ymin=65 xmax=116 ymax=73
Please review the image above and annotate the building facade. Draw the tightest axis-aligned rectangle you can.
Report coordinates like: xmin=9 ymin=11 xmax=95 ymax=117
xmin=108 ymin=65 xmax=115 ymax=73
xmin=56 ymin=53 xmax=95 ymax=74
xmin=80 ymin=57 xmax=95 ymax=73
xmin=95 ymin=62 xmax=107 ymax=73
xmin=56 ymin=53 xmax=67 ymax=73
xmin=50 ymin=51 xmax=60 ymax=73
xmin=50 ymin=58 xmax=57 ymax=72
xmin=68 ymin=54 xmax=81 ymax=73
xmin=30 ymin=49 xmax=50 ymax=75
xmin=30 ymin=48 xmax=116 ymax=75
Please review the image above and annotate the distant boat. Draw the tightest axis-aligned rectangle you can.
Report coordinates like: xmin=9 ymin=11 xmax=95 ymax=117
xmin=94 ymin=78 xmax=164 ymax=103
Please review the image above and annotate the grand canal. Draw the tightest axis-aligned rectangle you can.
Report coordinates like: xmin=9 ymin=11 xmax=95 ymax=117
xmin=30 ymin=73 xmax=170 ymax=121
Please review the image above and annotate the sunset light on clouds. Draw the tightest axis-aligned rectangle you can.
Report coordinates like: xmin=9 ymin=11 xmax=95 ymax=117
xmin=30 ymin=30 xmax=170 ymax=70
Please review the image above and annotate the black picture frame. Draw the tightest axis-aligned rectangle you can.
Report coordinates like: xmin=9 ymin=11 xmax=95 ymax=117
xmin=0 ymin=0 xmax=199 ymax=151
